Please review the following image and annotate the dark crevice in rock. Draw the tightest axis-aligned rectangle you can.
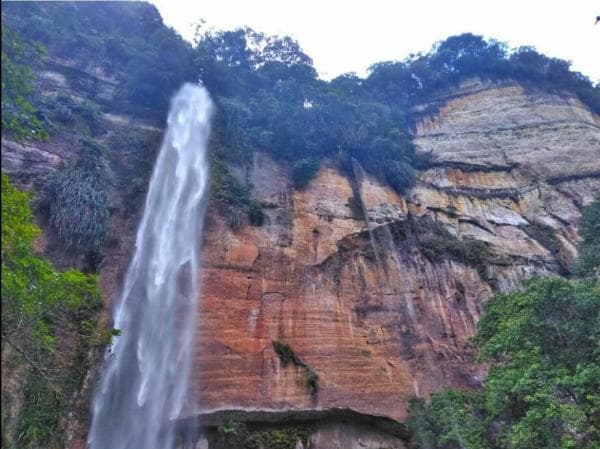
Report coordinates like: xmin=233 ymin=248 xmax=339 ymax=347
xmin=416 ymin=158 xmax=520 ymax=173
xmin=176 ymin=407 xmax=411 ymax=441
xmin=423 ymin=183 xmax=522 ymax=202
xmin=546 ymin=171 xmax=600 ymax=185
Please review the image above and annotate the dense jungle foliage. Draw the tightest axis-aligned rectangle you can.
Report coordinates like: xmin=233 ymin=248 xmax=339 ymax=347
xmin=408 ymin=198 xmax=600 ymax=449
xmin=2 ymin=2 xmax=598 ymax=195
xmin=1 ymin=175 xmax=117 ymax=449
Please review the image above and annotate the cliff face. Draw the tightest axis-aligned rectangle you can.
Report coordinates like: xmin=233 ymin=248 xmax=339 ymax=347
xmin=2 ymin=69 xmax=599 ymax=447
xmin=190 ymin=80 xmax=600 ymax=444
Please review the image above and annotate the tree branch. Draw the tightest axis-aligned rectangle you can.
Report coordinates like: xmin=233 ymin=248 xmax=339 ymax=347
xmin=1 ymin=334 xmax=60 ymax=392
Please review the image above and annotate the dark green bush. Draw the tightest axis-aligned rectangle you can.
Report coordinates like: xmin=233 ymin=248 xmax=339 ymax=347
xmin=384 ymin=160 xmax=416 ymax=194
xmin=40 ymin=139 xmax=110 ymax=257
xmin=245 ymin=427 xmax=311 ymax=449
xmin=272 ymin=340 xmax=298 ymax=367
xmin=272 ymin=340 xmax=319 ymax=394
xmin=211 ymin=159 xmax=249 ymax=207
xmin=573 ymin=196 xmax=600 ymax=278
xmin=247 ymin=200 xmax=265 ymax=226
xmin=347 ymin=196 xmax=365 ymax=220
xmin=523 ymin=222 xmax=561 ymax=256
xmin=292 ymin=157 xmax=320 ymax=189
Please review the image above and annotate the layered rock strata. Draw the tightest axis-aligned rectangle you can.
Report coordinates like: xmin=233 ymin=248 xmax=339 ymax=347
xmin=189 ymin=81 xmax=599 ymax=447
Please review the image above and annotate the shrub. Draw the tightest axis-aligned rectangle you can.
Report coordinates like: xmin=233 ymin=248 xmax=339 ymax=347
xmin=247 ymin=200 xmax=265 ymax=226
xmin=292 ymin=157 xmax=320 ymax=189
xmin=272 ymin=340 xmax=297 ymax=367
xmin=347 ymin=196 xmax=365 ymax=220
xmin=384 ymin=160 xmax=415 ymax=194
xmin=40 ymin=139 xmax=110 ymax=258
xmin=573 ymin=196 xmax=600 ymax=277
xmin=2 ymin=175 xmax=109 ymax=449
xmin=245 ymin=427 xmax=311 ymax=449
xmin=272 ymin=340 xmax=319 ymax=394
xmin=523 ymin=221 xmax=563 ymax=261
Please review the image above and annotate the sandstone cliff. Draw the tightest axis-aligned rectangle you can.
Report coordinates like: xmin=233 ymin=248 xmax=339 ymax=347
xmin=189 ymin=80 xmax=599 ymax=447
xmin=2 ymin=72 xmax=599 ymax=448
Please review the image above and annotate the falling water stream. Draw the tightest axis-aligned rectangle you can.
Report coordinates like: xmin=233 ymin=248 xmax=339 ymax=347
xmin=87 ymin=84 xmax=213 ymax=449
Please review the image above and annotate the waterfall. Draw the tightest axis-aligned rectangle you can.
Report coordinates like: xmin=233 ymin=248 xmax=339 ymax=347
xmin=87 ymin=84 xmax=213 ymax=449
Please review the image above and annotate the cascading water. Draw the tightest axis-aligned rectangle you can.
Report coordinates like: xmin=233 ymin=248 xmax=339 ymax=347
xmin=87 ymin=83 xmax=213 ymax=449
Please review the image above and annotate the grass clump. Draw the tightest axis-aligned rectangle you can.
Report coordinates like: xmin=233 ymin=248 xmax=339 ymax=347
xmin=39 ymin=139 xmax=110 ymax=263
xmin=272 ymin=340 xmax=319 ymax=395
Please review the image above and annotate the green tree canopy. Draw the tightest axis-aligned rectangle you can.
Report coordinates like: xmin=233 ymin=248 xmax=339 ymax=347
xmin=1 ymin=26 xmax=47 ymax=141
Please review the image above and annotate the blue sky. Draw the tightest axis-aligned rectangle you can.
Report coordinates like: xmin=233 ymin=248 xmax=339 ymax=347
xmin=151 ymin=0 xmax=600 ymax=82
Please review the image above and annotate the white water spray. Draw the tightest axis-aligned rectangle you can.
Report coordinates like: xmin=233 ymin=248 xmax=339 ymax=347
xmin=87 ymin=84 xmax=213 ymax=449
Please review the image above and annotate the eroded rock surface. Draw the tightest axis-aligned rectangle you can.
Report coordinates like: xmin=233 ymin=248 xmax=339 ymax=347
xmin=191 ymin=81 xmax=600 ymax=438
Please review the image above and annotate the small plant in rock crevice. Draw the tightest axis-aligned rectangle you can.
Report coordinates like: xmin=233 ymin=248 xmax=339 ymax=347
xmin=272 ymin=340 xmax=320 ymax=395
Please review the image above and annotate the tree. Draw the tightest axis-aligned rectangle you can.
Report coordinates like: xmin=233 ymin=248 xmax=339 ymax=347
xmin=1 ymin=26 xmax=47 ymax=141
xmin=408 ymin=200 xmax=600 ymax=449
xmin=1 ymin=175 xmax=115 ymax=448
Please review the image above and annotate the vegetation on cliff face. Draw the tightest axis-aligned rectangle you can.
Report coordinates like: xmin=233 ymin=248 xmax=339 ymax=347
xmin=573 ymin=196 xmax=600 ymax=278
xmin=4 ymin=2 xmax=597 ymax=200
xmin=1 ymin=175 xmax=116 ymax=449
xmin=1 ymin=26 xmax=47 ymax=141
xmin=273 ymin=341 xmax=320 ymax=394
xmin=37 ymin=139 xmax=110 ymax=267
xmin=211 ymin=420 xmax=311 ymax=449
xmin=408 ymin=199 xmax=600 ymax=449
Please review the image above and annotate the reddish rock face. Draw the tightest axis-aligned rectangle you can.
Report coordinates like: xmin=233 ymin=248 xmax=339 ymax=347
xmin=190 ymin=82 xmax=600 ymax=425
xmin=195 ymin=166 xmax=485 ymax=422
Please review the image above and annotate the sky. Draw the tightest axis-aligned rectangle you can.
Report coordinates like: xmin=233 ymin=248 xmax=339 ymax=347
xmin=151 ymin=0 xmax=600 ymax=82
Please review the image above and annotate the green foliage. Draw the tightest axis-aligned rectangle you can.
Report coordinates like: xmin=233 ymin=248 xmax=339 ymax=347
xmin=2 ymin=2 xmax=195 ymax=119
xmin=210 ymin=158 xmax=267 ymax=229
xmin=210 ymin=159 xmax=249 ymax=207
xmin=407 ymin=217 xmax=499 ymax=281
xmin=1 ymin=176 xmax=40 ymax=257
xmin=272 ymin=340 xmax=298 ymax=367
xmin=245 ymin=426 xmax=311 ymax=449
xmin=39 ymin=139 xmax=110 ymax=258
xmin=366 ymin=33 xmax=599 ymax=115
xmin=292 ymin=157 xmax=320 ymax=189
xmin=409 ymin=277 xmax=600 ymax=449
xmin=1 ymin=26 xmax=47 ymax=141
xmin=194 ymin=26 xmax=417 ymax=192
xmin=213 ymin=420 xmax=249 ymax=448
xmin=272 ymin=340 xmax=320 ymax=394
xmin=4 ymin=5 xmax=597 ymax=194
xmin=408 ymin=391 xmax=488 ymax=449
xmin=1 ymin=175 xmax=111 ymax=449
xmin=573 ymin=196 xmax=600 ymax=278
xmin=16 ymin=373 xmax=61 ymax=447
xmin=523 ymin=221 xmax=567 ymax=273
xmin=248 ymin=200 xmax=265 ymax=226
xmin=409 ymin=199 xmax=600 ymax=449
xmin=2 ymin=175 xmax=99 ymax=350
xmin=210 ymin=421 xmax=311 ymax=449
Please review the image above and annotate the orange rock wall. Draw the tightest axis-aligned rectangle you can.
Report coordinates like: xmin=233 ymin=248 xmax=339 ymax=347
xmin=191 ymin=82 xmax=600 ymax=424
